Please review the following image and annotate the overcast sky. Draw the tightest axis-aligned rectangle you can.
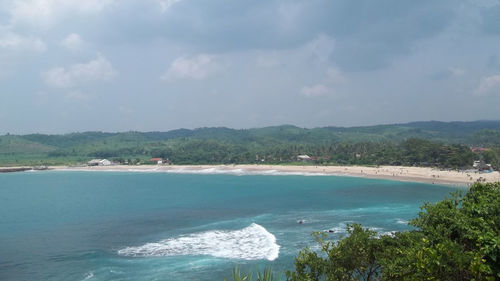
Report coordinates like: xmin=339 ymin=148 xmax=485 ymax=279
xmin=1 ymin=0 xmax=500 ymax=134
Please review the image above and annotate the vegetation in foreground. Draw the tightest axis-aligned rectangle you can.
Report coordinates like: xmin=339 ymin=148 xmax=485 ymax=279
xmin=1 ymin=121 xmax=499 ymax=169
xmin=225 ymin=182 xmax=500 ymax=281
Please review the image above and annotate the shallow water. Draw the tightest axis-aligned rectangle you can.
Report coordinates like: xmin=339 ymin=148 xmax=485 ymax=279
xmin=0 ymin=171 xmax=458 ymax=281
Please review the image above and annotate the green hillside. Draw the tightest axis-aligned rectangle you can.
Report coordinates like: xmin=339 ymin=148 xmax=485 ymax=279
xmin=1 ymin=120 xmax=499 ymax=168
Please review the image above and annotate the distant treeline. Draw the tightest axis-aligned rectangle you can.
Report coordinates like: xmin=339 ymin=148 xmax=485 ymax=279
xmin=0 ymin=121 xmax=499 ymax=168
xmin=145 ymin=138 xmax=477 ymax=168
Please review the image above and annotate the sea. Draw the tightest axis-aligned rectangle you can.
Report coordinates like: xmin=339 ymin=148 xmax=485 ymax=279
xmin=0 ymin=169 xmax=460 ymax=281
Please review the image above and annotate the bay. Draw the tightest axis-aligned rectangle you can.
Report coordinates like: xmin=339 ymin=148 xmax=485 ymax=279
xmin=0 ymin=171 xmax=458 ymax=281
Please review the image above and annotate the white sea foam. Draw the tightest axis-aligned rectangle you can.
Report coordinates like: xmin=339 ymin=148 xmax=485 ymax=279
xmin=396 ymin=219 xmax=408 ymax=225
xmin=59 ymin=166 xmax=333 ymax=176
xmin=379 ymin=231 xmax=396 ymax=237
xmin=167 ymin=168 xmax=329 ymax=176
xmin=117 ymin=223 xmax=280 ymax=261
xmin=324 ymin=222 xmax=349 ymax=234
xmin=81 ymin=272 xmax=94 ymax=281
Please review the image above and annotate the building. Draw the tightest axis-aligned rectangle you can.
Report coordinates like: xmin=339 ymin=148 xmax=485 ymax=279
xmin=87 ymin=159 xmax=112 ymax=166
xmin=150 ymin=158 xmax=163 ymax=164
xmin=473 ymin=160 xmax=492 ymax=171
xmin=471 ymin=147 xmax=490 ymax=153
xmin=297 ymin=155 xmax=312 ymax=162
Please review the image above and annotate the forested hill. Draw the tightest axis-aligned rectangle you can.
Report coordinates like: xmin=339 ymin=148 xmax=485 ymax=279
xmin=1 ymin=120 xmax=500 ymax=167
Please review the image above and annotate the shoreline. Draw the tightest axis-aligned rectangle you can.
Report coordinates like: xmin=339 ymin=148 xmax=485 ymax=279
xmin=46 ymin=164 xmax=500 ymax=187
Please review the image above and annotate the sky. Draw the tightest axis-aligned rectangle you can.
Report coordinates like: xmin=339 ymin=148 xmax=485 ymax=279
xmin=1 ymin=0 xmax=500 ymax=134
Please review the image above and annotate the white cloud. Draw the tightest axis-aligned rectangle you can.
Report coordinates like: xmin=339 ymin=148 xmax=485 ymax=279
xmin=474 ymin=74 xmax=500 ymax=96
xmin=301 ymin=67 xmax=346 ymax=98
xmin=449 ymin=67 xmax=465 ymax=77
xmin=43 ymin=54 xmax=116 ymax=88
xmin=118 ymin=105 xmax=134 ymax=115
xmin=9 ymin=0 xmax=114 ymax=27
xmin=301 ymin=84 xmax=330 ymax=97
xmin=158 ymin=0 xmax=182 ymax=12
xmin=277 ymin=2 xmax=303 ymax=33
xmin=65 ymin=90 xmax=89 ymax=101
xmin=162 ymin=54 xmax=218 ymax=81
xmin=256 ymin=55 xmax=279 ymax=68
xmin=0 ymin=32 xmax=46 ymax=52
xmin=60 ymin=33 xmax=84 ymax=51
xmin=326 ymin=67 xmax=346 ymax=84
xmin=303 ymin=34 xmax=335 ymax=64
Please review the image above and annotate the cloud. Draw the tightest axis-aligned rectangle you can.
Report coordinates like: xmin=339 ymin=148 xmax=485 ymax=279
xmin=118 ymin=105 xmax=134 ymax=115
xmin=474 ymin=74 xmax=500 ymax=95
xmin=0 ymin=32 xmax=46 ymax=52
xmin=303 ymin=34 xmax=335 ymax=64
xmin=60 ymin=33 xmax=84 ymax=51
xmin=301 ymin=84 xmax=329 ymax=97
xmin=326 ymin=67 xmax=346 ymax=84
xmin=431 ymin=67 xmax=467 ymax=81
xmin=162 ymin=54 xmax=218 ymax=81
xmin=8 ymin=0 xmax=115 ymax=27
xmin=301 ymin=67 xmax=346 ymax=98
xmin=158 ymin=0 xmax=182 ymax=12
xmin=65 ymin=90 xmax=90 ymax=102
xmin=449 ymin=67 xmax=466 ymax=77
xmin=43 ymin=54 xmax=116 ymax=88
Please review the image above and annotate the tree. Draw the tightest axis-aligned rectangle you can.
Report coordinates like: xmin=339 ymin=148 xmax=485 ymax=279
xmin=282 ymin=182 xmax=500 ymax=281
xmin=287 ymin=225 xmax=383 ymax=281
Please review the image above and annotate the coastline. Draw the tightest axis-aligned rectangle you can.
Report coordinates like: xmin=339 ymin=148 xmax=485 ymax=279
xmin=48 ymin=164 xmax=500 ymax=187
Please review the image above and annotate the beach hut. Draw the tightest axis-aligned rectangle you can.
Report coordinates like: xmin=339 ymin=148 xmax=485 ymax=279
xmin=99 ymin=159 xmax=111 ymax=166
xmin=87 ymin=159 xmax=112 ymax=166
xmin=297 ymin=155 xmax=312 ymax=162
xmin=150 ymin=158 xmax=163 ymax=164
xmin=87 ymin=159 xmax=101 ymax=166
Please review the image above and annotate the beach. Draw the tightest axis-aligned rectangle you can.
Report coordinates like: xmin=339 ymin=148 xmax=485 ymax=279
xmin=51 ymin=164 xmax=500 ymax=186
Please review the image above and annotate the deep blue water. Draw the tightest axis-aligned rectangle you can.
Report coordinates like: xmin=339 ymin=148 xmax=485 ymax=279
xmin=0 ymin=171 xmax=459 ymax=281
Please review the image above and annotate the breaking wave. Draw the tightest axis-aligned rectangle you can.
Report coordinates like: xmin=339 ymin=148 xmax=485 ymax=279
xmin=396 ymin=219 xmax=409 ymax=225
xmin=117 ymin=223 xmax=280 ymax=261
xmin=163 ymin=168 xmax=330 ymax=176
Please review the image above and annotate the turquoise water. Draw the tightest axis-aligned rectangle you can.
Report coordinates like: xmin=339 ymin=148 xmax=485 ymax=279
xmin=0 ymin=171 xmax=458 ymax=281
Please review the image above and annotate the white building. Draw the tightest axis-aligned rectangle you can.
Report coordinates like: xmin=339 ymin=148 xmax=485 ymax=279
xmin=297 ymin=155 xmax=312 ymax=162
xmin=88 ymin=159 xmax=112 ymax=166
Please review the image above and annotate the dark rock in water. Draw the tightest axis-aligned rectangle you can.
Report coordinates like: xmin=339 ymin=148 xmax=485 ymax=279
xmin=328 ymin=229 xmax=334 ymax=233
xmin=297 ymin=220 xmax=305 ymax=224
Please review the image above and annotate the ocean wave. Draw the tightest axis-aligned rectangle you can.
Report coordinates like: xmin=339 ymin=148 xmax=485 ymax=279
xmin=81 ymin=272 xmax=94 ymax=281
xmin=396 ymin=219 xmax=408 ymax=225
xmin=163 ymin=168 xmax=330 ymax=177
xmin=58 ymin=167 xmax=333 ymax=176
xmin=117 ymin=223 xmax=280 ymax=261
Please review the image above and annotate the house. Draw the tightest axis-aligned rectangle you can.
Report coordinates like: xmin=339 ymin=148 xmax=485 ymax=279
xmin=297 ymin=155 xmax=312 ymax=162
xmin=88 ymin=159 xmax=101 ymax=166
xmin=87 ymin=159 xmax=112 ymax=166
xmin=471 ymin=147 xmax=490 ymax=153
xmin=99 ymin=159 xmax=111 ymax=166
xmin=150 ymin=158 xmax=163 ymax=164
xmin=473 ymin=160 xmax=492 ymax=171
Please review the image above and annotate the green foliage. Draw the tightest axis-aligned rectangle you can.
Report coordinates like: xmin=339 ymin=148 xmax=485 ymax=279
xmin=224 ymin=267 xmax=281 ymax=281
xmin=410 ymin=182 xmax=500 ymax=280
xmin=482 ymin=148 xmax=500 ymax=169
xmin=469 ymin=130 xmax=500 ymax=147
xmin=0 ymin=121 xmax=498 ymax=167
xmin=282 ymin=182 xmax=500 ymax=281
xmin=287 ymin=226 xmax=383 ymax=281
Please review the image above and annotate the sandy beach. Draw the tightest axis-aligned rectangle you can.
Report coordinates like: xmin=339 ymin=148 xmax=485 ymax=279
xmin=50 ymin=164 xmax=500 ymax=186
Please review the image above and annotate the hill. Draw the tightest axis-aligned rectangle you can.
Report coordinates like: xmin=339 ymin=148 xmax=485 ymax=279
xmin=1 ymin=120 xmax=499 ymax=168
